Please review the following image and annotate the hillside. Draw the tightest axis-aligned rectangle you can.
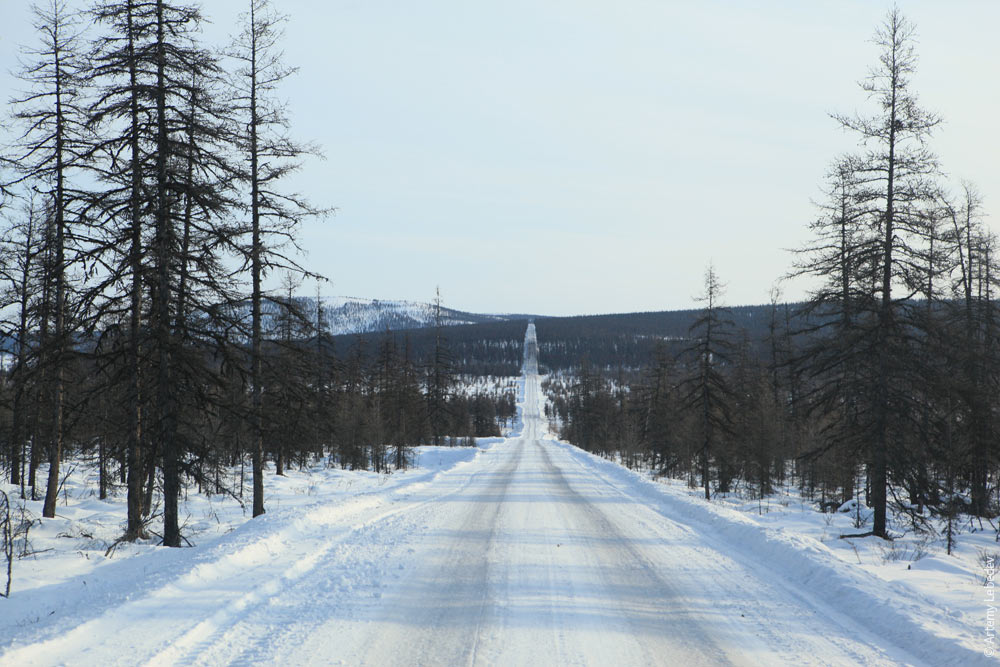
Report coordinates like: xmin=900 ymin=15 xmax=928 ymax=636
xmin=532 ymin=303 xmax=803 ymax=372
xmin=258 ymin=295 xmax=524 ymax=336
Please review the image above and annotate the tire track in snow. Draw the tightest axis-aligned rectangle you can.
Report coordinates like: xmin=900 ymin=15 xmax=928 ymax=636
xmin=545 ymin=436 xmax=928 ymax=665
xmin=0 ymin=446 xmax=502 ymax=667
xmin=532 ymin=440 xmax=734 ymax=666
xmin=338 ymin=439 xmax=522 ymax=667
xmin=152 ymin=455 xmax=515 ymax=666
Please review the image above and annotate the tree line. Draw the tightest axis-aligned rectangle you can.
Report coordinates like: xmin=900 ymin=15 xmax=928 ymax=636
xmin=549 ymin=8 xmax=998 ymax=545
xmin=0 ymin=0 xmax=518 ymax=548
xmin=331 ymin=317 xmax=529 ymax=377
xmin=532 ymin=306 xmax=783 ymax=373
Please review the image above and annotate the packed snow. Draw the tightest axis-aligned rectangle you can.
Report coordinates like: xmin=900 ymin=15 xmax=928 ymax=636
xmin=0 ymin=323 xmax=994 ymax=665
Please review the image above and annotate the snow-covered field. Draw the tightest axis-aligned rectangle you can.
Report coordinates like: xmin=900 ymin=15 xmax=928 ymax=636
xmin=0 ymin=328 xmax=993 ymax=665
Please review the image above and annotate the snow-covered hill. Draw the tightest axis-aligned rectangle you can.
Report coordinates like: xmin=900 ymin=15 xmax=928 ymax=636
xmin=258 ymin=295 xmax=519 ymax=337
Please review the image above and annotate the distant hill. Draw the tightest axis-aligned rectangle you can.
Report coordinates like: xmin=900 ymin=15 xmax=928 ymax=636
xmin=258 ymin=295 xmax=531 ymax=336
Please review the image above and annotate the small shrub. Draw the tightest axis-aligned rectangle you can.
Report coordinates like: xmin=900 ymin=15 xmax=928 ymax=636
xmin=877 ymin=537 xmax=931 ymax=564
xmin=977 ymin=548 xmax=1000 ymax=586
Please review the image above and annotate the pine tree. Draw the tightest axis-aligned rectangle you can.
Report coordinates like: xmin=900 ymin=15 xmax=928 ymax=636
xmin=678 ymin=264 xmax=734 ymax=501
xmin=87 ymin=0 xmax=159 ymax=539
xmin=88 ymin=0 xmax=238 ymax=546
xmin=5 ymin=0 xmax=90 ymax=518
xmin=831 ymin=8 xmax=941 ymax=537
xmin=0 ymin=196 xmax=45 ymax=495
xmin=426 ymin=288 xmax=454 ymax=445
xmin=797 ymin=7 xmax=942 ymax=537
xmin=942 ymin=184 xmax=997 ymax=516
xmin=226 ymin=0 xmax=324 ymax=517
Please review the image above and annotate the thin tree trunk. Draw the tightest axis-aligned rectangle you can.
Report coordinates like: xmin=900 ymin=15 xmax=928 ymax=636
xmin=871 ymin=71 xmax=898 ymax=540
xmin=10 ymin=207 xmax=35 ymax=491
xmin=125 ymin=0 xmax=146 ymax=541
xmin=249 ymin=0 xmax=265 ymax=518
xmin=42 ymin=29 xmax=68 ymax=520
xmin=154 ymin=0 xmax=180 ymax=548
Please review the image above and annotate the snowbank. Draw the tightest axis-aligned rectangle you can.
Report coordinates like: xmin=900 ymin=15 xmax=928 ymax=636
xmin=551 ymin=437 xmax=994 ymax=666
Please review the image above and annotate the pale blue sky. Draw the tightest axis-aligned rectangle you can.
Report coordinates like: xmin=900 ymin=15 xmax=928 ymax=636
xmin=2 ymin=1 xmax=998 ymax=316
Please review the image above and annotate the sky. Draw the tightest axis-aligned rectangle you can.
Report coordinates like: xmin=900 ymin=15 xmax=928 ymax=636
xmin=1 ymin=1 xmax=998 ymax=317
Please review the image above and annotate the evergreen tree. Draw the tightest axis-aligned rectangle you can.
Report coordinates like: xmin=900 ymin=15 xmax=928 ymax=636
xmin=226 ymin=0 xmax=324 ymax=516
xmin=678 ymin=264 xmax=734 ymax=501
xmin=5 ymin=0 xmax=91 ymax=518
xmin=426 ymin=288 xmax=454 ymax=445
xmin=827 ymin=7 xmax=941 ymax=537
xmin=88 ymin=0 xmax=239 ymax=546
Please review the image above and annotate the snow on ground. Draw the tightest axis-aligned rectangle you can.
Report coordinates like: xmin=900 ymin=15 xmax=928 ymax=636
xmin=0 ymin=334 xmax=993 ymax=665
xmin=632 ymin=475 xmax=1000 ymax=662
xmin=534 ymin=395 xmax=999 ymax=662
xmin=0 ymin=442 xmax=497 ymax=596
xmin=542 ymin=441 xmax=997 ymax=664
xmin=0 ymin=374 xmax=526 ymax=603
xmin=0 ymin=440 xmax=509 ymax=664
xmin=453 ymin=374 xmax=520 ymax=396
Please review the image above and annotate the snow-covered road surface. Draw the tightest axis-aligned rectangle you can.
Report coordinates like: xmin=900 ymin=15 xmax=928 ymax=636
xmin=0 ymin=324 xmax=974 ymax=665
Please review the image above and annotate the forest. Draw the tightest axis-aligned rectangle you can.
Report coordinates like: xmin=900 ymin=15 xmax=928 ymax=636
xmin=532 ymin=305 xmax=792 ymax=374
xmin=330 ymin=318 xmax=529 ymax=378
xmin=0 ymin=0 xmax=517 ymax=550
xmin=0 ymin=0 xmax=994 ymax=561
xmin=547 ymin=8 xmax=999 ymax=547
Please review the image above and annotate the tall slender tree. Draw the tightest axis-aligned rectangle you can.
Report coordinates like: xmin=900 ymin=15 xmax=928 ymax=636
xmin=800 ymin=7 xmax=941 ymax=537
xmin=226 ymin=0 xmax=323 ymax=517
xmin=790 ymin=160 xmax=872 ymax=505
xmin=426 ymin=287 xmax=454 ymax=445
xmin=87 ymin=0 xmax=158 ymax=539
xmin=6 ymin=0 xmax=90 ymax=518
xmin=0 ymin=196 xmax=45 ymax=494
xmin=678 ymin=264 xmax=734 ymax=501
xmin=88 ymin=0 xmax=237 ymax=546
xmin=942 ymin=184 xmax=997 ymax=516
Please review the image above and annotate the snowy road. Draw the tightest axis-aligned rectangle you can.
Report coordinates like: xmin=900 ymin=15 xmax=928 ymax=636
xmin=1 ymin=324 xmax=946 ymax=665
